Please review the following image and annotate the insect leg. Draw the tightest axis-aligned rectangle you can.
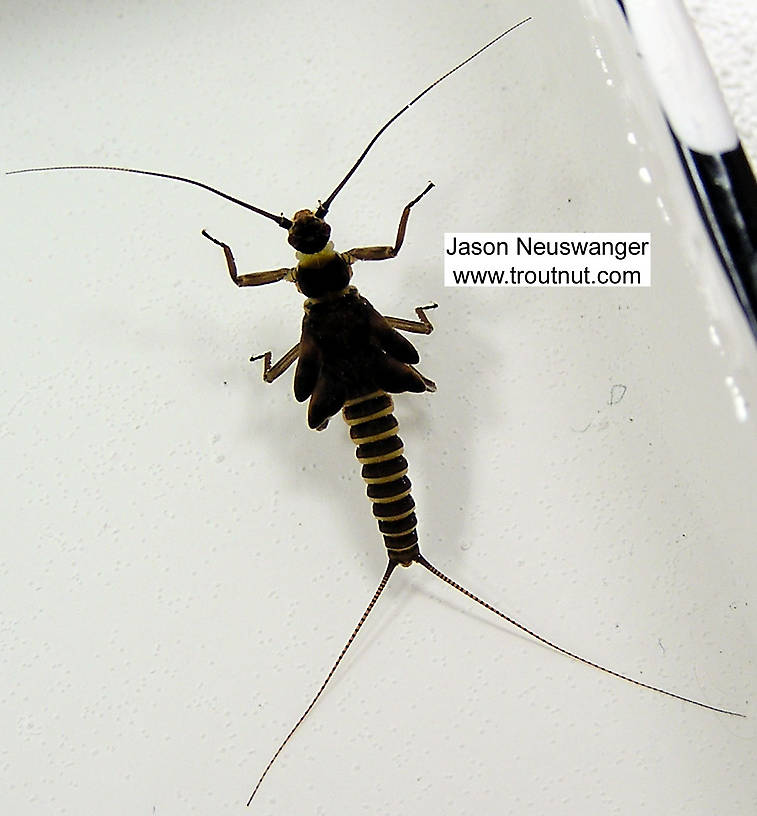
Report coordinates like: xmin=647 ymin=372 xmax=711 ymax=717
xmin=201 ymin=230 xmax=294 ymax=287
xmin=344 ymin=182 xmax=434 ymax=262
xmin=384 ymin=305 xmax=438 ymax=391
xmin=385 ymin=303 xmax=438 ymax=335
xmin=250 ymin=344 xmax=300 ymax=384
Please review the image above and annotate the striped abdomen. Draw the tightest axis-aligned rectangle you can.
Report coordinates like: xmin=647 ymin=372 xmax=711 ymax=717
xmin=342 ymin=391 xmax=419 ymax=565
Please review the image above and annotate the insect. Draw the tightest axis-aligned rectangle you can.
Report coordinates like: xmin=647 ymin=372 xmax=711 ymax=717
xmin=8 ymin=16 xmax=745 ymax=808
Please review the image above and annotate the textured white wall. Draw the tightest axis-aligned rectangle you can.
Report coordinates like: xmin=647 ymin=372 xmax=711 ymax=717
xmin=683 ymin=0 xmax=757 ymax=162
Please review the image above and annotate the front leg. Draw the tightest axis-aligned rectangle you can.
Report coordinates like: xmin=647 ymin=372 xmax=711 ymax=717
xmin=344 ymin=182 xmax=434 ymax=262
xmin=250 ymin=343 xmax=300 ymax=383
xmin=202 ymin=230 xmax=294 ymax=287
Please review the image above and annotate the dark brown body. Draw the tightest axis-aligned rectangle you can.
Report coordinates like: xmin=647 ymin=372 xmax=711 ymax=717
xmin=294 ymin=285 xmax=428 ymax=430
xmin=200 ymin=200 xmax=437 ymax=567
xmin=292 ymin=276 xmax=432 ymax=565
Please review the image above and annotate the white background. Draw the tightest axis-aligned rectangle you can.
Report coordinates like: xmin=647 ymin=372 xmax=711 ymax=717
xmin=3 ymin=2 xmax=756 ymax=815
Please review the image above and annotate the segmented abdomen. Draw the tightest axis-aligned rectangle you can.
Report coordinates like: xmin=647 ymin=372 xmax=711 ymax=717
xmin=342 ymin=391 xmax=420 ymax=565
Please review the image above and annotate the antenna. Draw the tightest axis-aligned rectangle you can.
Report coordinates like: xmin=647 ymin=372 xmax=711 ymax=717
xmin=7 ymin=19 xmax=531 ymax=230
xmin=314 ymin=16 xmax=532 ymax=218
xmin=6 ymin=165 xmax=293 ymax=229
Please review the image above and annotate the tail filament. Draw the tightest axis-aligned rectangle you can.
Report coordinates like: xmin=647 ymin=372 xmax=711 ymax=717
xmin=415 ymin=554 xmax=745 ymax=718
xmin=247 ymin=561 xmax=398 ymax=805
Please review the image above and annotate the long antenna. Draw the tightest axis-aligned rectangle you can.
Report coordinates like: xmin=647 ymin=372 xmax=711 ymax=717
xmin=5 ymin=165 xmax=293 ymax=229
xmin=415 ymin=554 xmax=745 ymax=718
xmin=247 ymin=561 xmax=398 ymax=806
xmin=315 ymin=17 xmax=532 ymax=218
xmin=7 ymin=21 xmax=530 ymax=227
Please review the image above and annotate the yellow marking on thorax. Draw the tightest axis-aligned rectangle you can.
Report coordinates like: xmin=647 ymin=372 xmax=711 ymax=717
xmin=295 ymin=240 xmax=337 ymax=268
xmin=303 ymin=287 xmax=351 ymax=308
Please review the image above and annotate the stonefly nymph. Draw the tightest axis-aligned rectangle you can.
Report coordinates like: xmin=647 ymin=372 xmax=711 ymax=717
xmin=7 ymin=16 xmax=744 ymax=808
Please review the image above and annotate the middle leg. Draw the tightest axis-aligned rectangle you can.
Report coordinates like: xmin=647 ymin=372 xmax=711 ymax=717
xmin=250 ymin=343 xmax=300 ymax=384
xmin=385 ymin=303 xmax=438 ymax=335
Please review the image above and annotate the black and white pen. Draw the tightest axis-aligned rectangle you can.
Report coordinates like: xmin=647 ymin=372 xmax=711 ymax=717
xmin=617 ymin=0 xmax=757 ymax=337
